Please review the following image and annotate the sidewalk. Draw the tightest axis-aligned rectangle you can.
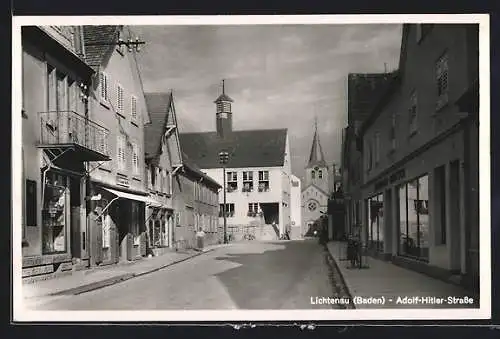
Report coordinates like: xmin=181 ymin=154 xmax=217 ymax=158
xmin=23 ymin=244 xmax=226 ymax=299
xmin=326 ymin=241 xmax=478 ymax=309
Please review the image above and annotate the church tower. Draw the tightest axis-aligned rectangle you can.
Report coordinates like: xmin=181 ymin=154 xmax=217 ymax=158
xmin=305 ymin=118 xmax=329 ymax=193
xmin=215 ymin=79 xmax=234 ymax=139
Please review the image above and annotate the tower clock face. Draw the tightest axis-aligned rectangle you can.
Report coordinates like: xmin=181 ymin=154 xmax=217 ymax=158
xmin=308 ymin=201 xmax=318 ymax=211
xmin=314 ymin=166 xmax=319 ymax=171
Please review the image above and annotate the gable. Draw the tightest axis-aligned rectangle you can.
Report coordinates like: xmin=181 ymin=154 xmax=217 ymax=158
xmin=301 ymin=184 xmax=329 ymax=199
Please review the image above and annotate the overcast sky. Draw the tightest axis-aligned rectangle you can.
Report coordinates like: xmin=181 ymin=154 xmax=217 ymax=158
xmin=131 ymin=24 xmax=402 ymax=181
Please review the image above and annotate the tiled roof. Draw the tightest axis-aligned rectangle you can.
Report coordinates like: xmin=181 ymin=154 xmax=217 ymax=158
xmin=179 ymin=129 xmax=288 ymax=169
xmin=181 ymin=152 xmax=221 ymax=189
xmin=347 ymin=72 xmax=395 ymax=125
xmin=82 ymin=25 xmax=121 ymax=69
xmin=144 ymin=92 xmax=173 ymax=158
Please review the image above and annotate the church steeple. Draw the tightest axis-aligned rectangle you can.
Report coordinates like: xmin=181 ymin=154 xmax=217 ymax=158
xmin=215 ymin=79 xmax=234 ymax=139
xmin=307 ymin=117 xmax=327 ymax=168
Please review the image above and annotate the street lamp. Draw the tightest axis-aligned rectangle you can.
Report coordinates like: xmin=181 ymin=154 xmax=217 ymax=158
xmin=219 ymin=151 xmax=230 ymax=244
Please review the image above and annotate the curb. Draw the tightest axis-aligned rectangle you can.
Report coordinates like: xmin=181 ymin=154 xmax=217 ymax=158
xmin=48 ymin=248 xmax=216 ymax=297
xmin=323 ymin=244 xmax=356 ymax=309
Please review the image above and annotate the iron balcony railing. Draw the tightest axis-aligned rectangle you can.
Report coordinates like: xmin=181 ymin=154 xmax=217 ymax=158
xmin=39 ymin=110 xmax=110 ymax=157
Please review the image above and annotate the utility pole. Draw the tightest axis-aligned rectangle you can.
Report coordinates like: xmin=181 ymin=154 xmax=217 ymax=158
xmin=219 ymin=151 xmax=230 ymax=243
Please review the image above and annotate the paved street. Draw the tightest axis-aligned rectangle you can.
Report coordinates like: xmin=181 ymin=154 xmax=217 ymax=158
xmin=27 ymin=240 xmax=337 ymax=310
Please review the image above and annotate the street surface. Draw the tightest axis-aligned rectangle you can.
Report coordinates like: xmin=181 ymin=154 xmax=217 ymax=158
xmin=28 ymin=239 xmax=337 ymax=310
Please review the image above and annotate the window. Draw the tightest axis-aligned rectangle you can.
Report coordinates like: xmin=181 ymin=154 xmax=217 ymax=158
xmin=117 ymin=84 xmax=124 ymax=115
xmin=318 ymin=170 xmax=323 ymax=179
xmin=311 ymin=170 xmax=315 ymax=179
xmin=117 ymin=134 xmax=126 ymax=172
xmin=398 ymin=175 xmax=429 ymax=260
xmin=25 ymin=179 xmax=37 ymax=227
xmin=258 ymin=171 xmax=270 ymax=192
xmin=436 ymin=52 xmax=449 ymax=110
xmin=132 ymin=141 xmax=140 ymax=176
xmin=242 ymin=171 xmax=254 ymax=192
xmin=247 ymin=203 xmax=259 ymax=216
xmin=409 ymin=91 xmax=418 ymax=134
xmin=390 ymin=113 xmax=397 ymax=150
xmin=219 ymin=203 xmax=235 ymax=218
xmin=163 ymin=170 xmax=170 ymax=195
xmin=131 ymin=95 xmax=138 ymax=122
xmin=367 ymin=193 xmax=384 ymax=252
xmin=226 ymin=171 xmax=238 ymax=192
xmin=99 ymin=72 xmax=108 ymax=102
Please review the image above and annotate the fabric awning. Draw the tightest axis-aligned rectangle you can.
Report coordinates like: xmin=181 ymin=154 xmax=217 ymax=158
xmin=102 ymin=187 xmax=161 ymax=207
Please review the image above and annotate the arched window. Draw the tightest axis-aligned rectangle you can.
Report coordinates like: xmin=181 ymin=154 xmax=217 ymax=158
xmin=318 ymin=170 xmax=323 ymax=179
xmin=311 ymin=170 xmax=315 ymax=179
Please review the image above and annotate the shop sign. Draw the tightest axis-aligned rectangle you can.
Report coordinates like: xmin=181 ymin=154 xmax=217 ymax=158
xmin=22 ymin=264 xmax=54 ymax=278
xmin=116 ymin=175 xmax=130 ymax=187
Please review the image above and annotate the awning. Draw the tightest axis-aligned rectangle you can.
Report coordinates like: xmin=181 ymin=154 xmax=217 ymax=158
xmin=102 ymin=187 xmax=161 ymax=207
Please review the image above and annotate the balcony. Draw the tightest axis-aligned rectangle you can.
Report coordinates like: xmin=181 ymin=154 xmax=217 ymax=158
xmin=38 ymin=110 xmax=110 ymax=162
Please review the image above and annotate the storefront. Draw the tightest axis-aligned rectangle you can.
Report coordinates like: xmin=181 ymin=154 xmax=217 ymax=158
xmin=88 ymin=183 xmax=150 ymax=265
xmin=146 ymin=204 xmax=174 ymax=256
xmin=362 ymin=124 xmax=468 ymax=280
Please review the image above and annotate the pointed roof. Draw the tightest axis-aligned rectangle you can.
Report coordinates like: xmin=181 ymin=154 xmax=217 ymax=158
xmin=144 ymin=92 xmax=173 ymax=158
xmin=307 ymin=118 xmax=327 ymax=168
xmin=214 ymin=79 xmax=234 ymax=103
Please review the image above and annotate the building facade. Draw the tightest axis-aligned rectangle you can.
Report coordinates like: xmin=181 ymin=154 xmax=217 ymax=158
xmin=342 ymin=72 xmax=395 ymax=238
xmin=359 ymin=24 xmax=479 ymax=292
xmin=144 ymin=92 xmax=221 ymax=251
xmin=179 ymin=83 xmax=292 ymax=240
xmin=21 ymin=26 xmax=110 ymax=282
xmin=171 ymin=156 xmax=221 ymax=249
xmin=144 ymin=92 xmax=182 ymax=256
xmin=83 ymin=25 xmax=151 ymax=266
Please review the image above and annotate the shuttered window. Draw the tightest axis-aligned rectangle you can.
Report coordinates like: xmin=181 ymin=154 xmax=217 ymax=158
xmin=117 ymin=84 xmax=124 ymax=114
xmin=132 ymin=141 xmax=140 ymax=175
xmin=131 ymin=95 xmax=138 ymax=122
xmin=99 ymin=72 xmax=108 ymax=101
xmin=117 ymin=134 xmax=126 ymax=171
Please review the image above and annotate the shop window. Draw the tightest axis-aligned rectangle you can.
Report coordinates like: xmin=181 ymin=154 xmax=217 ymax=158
xmin=42 ymin=173 xmax=68 ymax=254
xmin=398 ymin=175 xmax=429 ymax=260
xmin=367 ymin=193 xmax=384 ymax=252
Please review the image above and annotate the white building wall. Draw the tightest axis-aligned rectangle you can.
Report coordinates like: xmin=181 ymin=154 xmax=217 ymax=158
xmin=202 ymin=166 xmax=285 ymax=228
xmin=290 ymin=174 xmax=302 ymax=230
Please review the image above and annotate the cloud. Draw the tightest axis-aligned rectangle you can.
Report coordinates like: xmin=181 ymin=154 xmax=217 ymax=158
xmin=133 ymin=24 xmax=402 ymax=179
